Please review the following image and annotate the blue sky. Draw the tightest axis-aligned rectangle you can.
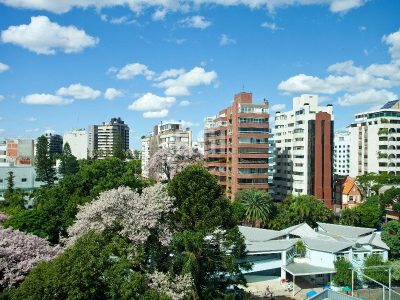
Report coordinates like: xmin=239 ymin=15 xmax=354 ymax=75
xmin=0 ymin=0 xmax=399 ymax=149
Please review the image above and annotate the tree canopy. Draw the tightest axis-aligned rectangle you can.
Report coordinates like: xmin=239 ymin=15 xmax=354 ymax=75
xmin=58 ymin=143 xmax=79 ymax=177
xmin=35 ymin=135 xmax=56 ymax=186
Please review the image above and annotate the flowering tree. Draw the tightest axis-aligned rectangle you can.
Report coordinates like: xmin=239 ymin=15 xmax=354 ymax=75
xmin=67 ymin=184 xmax=174 ymax=246
xmin=148 ymin=143 xmax=203 ymax=181
xmin=0 ymin=228 xmax=62 ymax=289
xmin=148 ymin=271 xmax=193 ymax=300
xmin=0 ymin=212 xmax=8 ymax=224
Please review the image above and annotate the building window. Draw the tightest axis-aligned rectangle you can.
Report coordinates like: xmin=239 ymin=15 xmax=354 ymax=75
xmin=21 ymin=178 xmax=27 ymax=182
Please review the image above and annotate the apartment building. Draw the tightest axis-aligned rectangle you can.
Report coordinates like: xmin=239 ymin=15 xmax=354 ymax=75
xmin=5 ymin=138 xmax=35 ymax=166
xmin=44 ymin=133 xmax=63 ymax=155
xmin=333 ymin=130 xmax=351 ymax=176
xmin=348 ymin=99 xmax=400 ymax=176
xmin=63 ymin=129 xmax=88 ymax=160
xmin=204 ymin=92 xmax=269 ymax=199
xmin=274 ymin=94 xmax=333 ymax=207
xmin=0 ymin=140 xmax=7 ymax=167
xmin=268 ymin=129 xmax=276 ymax=197
xmin=141 ymin=121 xmax=192 ymax=177
xmin=88 ymin=117 xmax=129 ymax=159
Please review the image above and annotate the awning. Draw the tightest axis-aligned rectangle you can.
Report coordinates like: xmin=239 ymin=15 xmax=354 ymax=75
xmin=282 ymin=263 xmax=336 ymax=276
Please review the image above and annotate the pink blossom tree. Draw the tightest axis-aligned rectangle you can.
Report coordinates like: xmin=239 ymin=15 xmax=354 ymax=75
xmin=147 ymin=143 xmax=203 ymax=181
xmin=66 ymin=184 xmax=175 ymax=246
xmin=148 ymin=271 xmax=193 ymax=300
xmin=0 ymin=227 xmax=62 ymax=289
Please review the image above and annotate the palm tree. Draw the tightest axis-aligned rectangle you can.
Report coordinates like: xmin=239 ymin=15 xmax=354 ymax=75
xmin=235 ymin=189 xmax=275 ymax=227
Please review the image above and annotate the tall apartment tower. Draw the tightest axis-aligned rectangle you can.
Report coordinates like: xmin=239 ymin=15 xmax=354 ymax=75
xmin=63 ymin=129 xmax=88 ymax=160
xmin=348 ymin=99 xmax=400 ymax=176
xmin=204 ymin=92 xmax=269 ymax=200
xmin=333 ymin=130 xmax=351 ymax=176
xmin=88 ymin=117 xmax=129 ymax=159
xmin=274 ymin=94 xmax=334 ymax=208
xmin=44 ymin=133 xmax=63 ymax=155
xmin=141 ymin=121 xmax=192 ymax=177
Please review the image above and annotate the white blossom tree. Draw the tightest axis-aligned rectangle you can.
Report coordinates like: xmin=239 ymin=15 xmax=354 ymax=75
xmin=148 ymin=271 xmax=193 ymax=300
xmin=0 ymin=228 xmax=62 ymax=289
xmin=66 ymin=184 xmax=175 ymax=246
xmin=148 ymin=143 xmax=203 ymax=181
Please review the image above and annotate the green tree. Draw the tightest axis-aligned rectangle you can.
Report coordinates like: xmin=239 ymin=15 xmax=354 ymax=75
xmin=382 ymin=221 xmax=400 ymax=259
xmin=357 ymin=173 xmax=379 ymax=197
xmin=35 ymin=135 xmax=56 ymax=185
xmin=234 ymin=189 xmax=275 ymax=227
xmin=333 ymin=258 xmax=353 ymax=287
xmin=112 ymin=134 xmax=126 ymax=160
xmin=363 ymin=254 xmax=389 ymax=286
xmin=6 ymin=158 xmax=149 ymax=243
xmin=58 ymin=143 xmax=79 ymax=177
xmin=295 ymin=240 xmax=306 ymax=257
xmin=380 ymin=187 xmax=400 ymax=216
xmin=339 ymin=208 xmax=360 ymax=226
xmin=6 ymin=171 xmax=15 ymax=196
xmin=354 ymin=196 xmax=383 ymax=228
xmin=11 ymin=231 xmax=168 ymax=300
xmin=167 ymin=165 xmax=250 ymax=299
xmin=289 ymin=195 xmax=332 ymax=227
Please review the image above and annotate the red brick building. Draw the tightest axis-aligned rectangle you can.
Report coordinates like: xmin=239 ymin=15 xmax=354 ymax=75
xmin=204 ymin=92 xmax=269 ymax=199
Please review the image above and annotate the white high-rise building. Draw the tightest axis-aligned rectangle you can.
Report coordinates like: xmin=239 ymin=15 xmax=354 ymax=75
xmin=333 ymin=130 xmax=351 ymax=176
xmin=63 ymin=129 xmax=88 ymax=160
xmin=348 ymin=99 xmax=400 ymax=176
xmin=274 ymin=94 xmax=334 ymax=208
xmin=141 ymin=121 xmax=192 ymax=178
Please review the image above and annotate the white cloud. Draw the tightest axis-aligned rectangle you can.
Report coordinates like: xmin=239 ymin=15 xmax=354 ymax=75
xmin=128 ymin=92 xmax=175 ymax=112
xmin=359 ymin=25 xmax=366 ymax=31
xmin=21 ymin=93 xmax=73 ymax=105
xmin=164 ymin=119 xmax=199 ymax=128
xmin=179 ymin=100 xmax=191 ymax=106
xmin=56 ymin=83 xmax=101 ymax=100
xmin=0 ymin=0 xmax=368 ymax=14
xmin=25 ymin=128 xmax=39 ymax=133
xmin=179 ymin=15 xmax=211 ymax=29
xmin=152 ymin=9 xmax=167 ymax=21
xmin=155 ymin=68 xmax=185 ymax=81
xmin=261 ymin=22 xmax=283 ymax=31
xmin=383 ymin=29 xmax=400 ymax=64
xmin=24 ymin=117 xmax=37 ymax=122
xmin=143 ymin=109 xmax=169 ymax=118
xmin=270 ymin=103 xmax=286 ymax=111
xmin=113 ymin=63 xmax=155 ymax=80
xmin=1 ymin=16 xmax=98 ymax=55
xmin=219 ymin=34 xmax=236 ymax=46
xmin=104 ymin=88 xmax=123 ymax=100
xmin=338 ymin=89 xmax=398 ymax=107
xmin=278 ymin=29 xmax=400 ymax=107
xmin=0 ymin=62 xmax=9 ymax=73
xmin=156 ymin=67 xmax=217 ymax=97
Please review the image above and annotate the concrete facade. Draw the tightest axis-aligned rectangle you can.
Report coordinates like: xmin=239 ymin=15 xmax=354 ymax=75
xmin=334 ymin=130 xmax=352 ymax=176
xmin=63 ymin=129 xmax=88 ymax=160
xmin=274 ymin=94 xmax=334 ymax=207
xmin=88 ymin=117 xmax=129 ymax=159
xmin=204 ymin=92 xmax=269 ymax=199
xmin=0 ymin=166 xmax=44 ymax=200
xmin=44 ymin=133 xmax=63 ymax=155
xmin=348 ymin=100 xmax=400 ymax=176
xmin=5 ymin=138 xmax=35 ymax=166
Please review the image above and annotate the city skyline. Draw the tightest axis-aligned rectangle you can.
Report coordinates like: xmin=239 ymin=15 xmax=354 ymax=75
xmin=1 ymin=0 xmax=400 ymax=148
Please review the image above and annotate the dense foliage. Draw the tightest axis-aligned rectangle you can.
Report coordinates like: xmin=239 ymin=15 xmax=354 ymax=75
xmin=333 ymin=258 xmax=353 ymax=287
xmin=363 ymin=254 xmax=389 ymax=286
xmin=382 ymin=221 xmax=400 ymax=259
xmin=269 ymin=194 xmax=332 ymax=229
xmin=0 ymin=228 xmax=61 ymax=290
xmin=167 ymin=165 xmax=250 ymax=299
xmin=234 ymin=188 xmax=276 ymax=227
xmin=4 ymin=157 xmax=147 ymax=243
xmin=35 ymin=135 xmax=57 ymax=185
xmin=58 ymin=143 xmax=79 ymax=177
